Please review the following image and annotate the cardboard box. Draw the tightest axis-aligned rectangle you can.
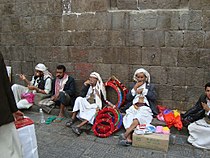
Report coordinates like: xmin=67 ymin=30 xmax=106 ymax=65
xmin=132 ymin=133 xmax=169 ymax=152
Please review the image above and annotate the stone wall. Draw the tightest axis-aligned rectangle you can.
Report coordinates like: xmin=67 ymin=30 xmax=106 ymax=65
xmin=1 ymin=0 xmax=210 ymax=110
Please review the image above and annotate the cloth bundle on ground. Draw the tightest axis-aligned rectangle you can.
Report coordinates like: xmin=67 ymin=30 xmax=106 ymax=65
xmin=163 ymin=109 xmax=183 ymax=130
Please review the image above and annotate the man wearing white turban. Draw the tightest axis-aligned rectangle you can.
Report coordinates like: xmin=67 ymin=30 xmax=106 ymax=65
xmin=66 ymin=72 xmax=106 ymax=135
xmin=119 ymin=68 xmax=158 ymax=146
xmin=12 ymin=63 xmax=52 ymax=109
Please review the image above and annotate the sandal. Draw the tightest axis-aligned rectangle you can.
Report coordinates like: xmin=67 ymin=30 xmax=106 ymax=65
xmin=45 ymin=116 xmax=57 ymax=124
xmin=65 ymin=119 xmax=75 ymax=127
xmin=118 ymin=140 xmax=132 ymax=146
xmin=119 ymin=133 xmax=126 ymax=140
xmin=72 ymin=126 xmax=81 ymax=135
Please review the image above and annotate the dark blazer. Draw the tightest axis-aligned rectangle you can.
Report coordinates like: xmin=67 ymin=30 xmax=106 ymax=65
xmin=124 ymin=82 xmax=158 ymax=115
xmin=0 ymin=53 xmax=18 ymax=126
xmin=182 ymin=93 xmax=206 ymax=123
xmin=79 ymin=84 xmax=106 ymax=104
xmin=51 ymin=76 xmax=76 ymax=97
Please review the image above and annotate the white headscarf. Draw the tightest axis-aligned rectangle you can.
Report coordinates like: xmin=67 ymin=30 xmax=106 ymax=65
xmin=35 ymin=63 xmax=52 ymax=80
xmin=90 ymin=72 xmax=106 ymax=109
xmin=133 ymin=68 xmax=150 ymax=83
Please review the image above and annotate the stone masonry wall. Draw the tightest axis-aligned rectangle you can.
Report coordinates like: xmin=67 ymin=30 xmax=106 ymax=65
xmin=1 ymin=0 xmax=210 ymax=110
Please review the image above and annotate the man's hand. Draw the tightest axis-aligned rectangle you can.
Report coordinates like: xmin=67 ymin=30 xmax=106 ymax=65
xmin=19 ymin=74 xmax=26 ymax=81
xmin=51 ymin=95 xmax=58 ymax=101
xmin=84 ymin=80 xmax=91 ymax=86
xmin=134 ymin=81 xmax=144 ymax=91
xmin=13 ymin=110 xmax=24 ymax=121
xmin=28 ymin=85 xmax=38 ymax=91
xmin=202 ymin=102 xmax=210 ymax=112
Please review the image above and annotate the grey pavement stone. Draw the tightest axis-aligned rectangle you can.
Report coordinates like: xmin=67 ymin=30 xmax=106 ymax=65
xmin=22 ymin=110 xmax=208 ymax=158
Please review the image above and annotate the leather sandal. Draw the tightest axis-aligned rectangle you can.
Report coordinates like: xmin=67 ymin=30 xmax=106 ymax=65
xmin=72 ymin=126 xmax=81 ymax=135
xmin=65 ymin=119 xmax=75 ymax=127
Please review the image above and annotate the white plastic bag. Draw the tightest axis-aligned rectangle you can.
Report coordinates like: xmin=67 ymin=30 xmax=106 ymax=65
xmin=16 ymin=118 xmax=39 ymax=158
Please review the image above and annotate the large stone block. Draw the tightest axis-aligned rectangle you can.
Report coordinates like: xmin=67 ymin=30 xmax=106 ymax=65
xmin=172 ymin=86 xmax=187 ymax=101
xmin=88 ymin=48 xmax=106 ymax=63
xmin=60 ymin=32 xmax=75 ymax=46
xmin=186 ymin=86 xmax=203 ymax=105
xmin=92 ymin=63 xmax=112 ymax=80
xmin=62 ymin=14 xmax=77 ymax=31
xmin=155 ymin=84 xmax=172 ymax=100
xmin=90 ymin=30 xmax=108 ymax=46
xmin=20 ymin=17 xmax=34 ymax=32
xmin=129 ymin=11 xmax=157 ymax=30
xmin=204 ymin=69 xmax=210 ymax=85
xmin=71 ymin=0 xmax=110 ymax=12
xmin=111 ymin=12 xmax=128 ymax=30
xmin=157 ymin=11 xmax=180 ymax=30
xmin=203 ymin=10 xmax=210 ymax=31
xmin=74 ymin=31 xmax=91 ymax=46
xmin=51 ymin=46 xmax=69 ymax=62
xmin=48 ymin=0 xmax=62 ymax=15
xmin=74 ymin=63 xmax=94 ymax=80
xmin=32 ymin=1 xmax=49 ymax=15
xmin=108 ymin=30 xmax=125 ymax=46
xmin=129 ymin=47 xmax=142 ymax=65
xmin=111 ymin=64 xmax=129 ymax=82
xmin=183 ymin=31 xmax=205 ymax=48
xmin=22 ymin=46 xmax=35 ymax=62
xmin=102 ymin=47 xmax=123 ymax=64
xmin=202 ymin=0 xmax=210 ymax=10
xmin=178 ymin=48 xmax=199 ymax=67
xmin=36 ymin=32 xmax=54 ymax=46
xmin=24 ymin=33 xmax=36 ymax=46
xmin=1 ymin=46 xmax=13 ymax=60
xmin=113 ymin=47 xmax=130 ymax=64
xmin=138 ymin=0 xmax=187 ymax=9
xmin=142 ymin=47 xmax=161 ymax=66
xmin=48 ymin=16 xmax=62 ymax=31
xmin=143 ymin=31 xmax=165 ymax=47
xmin=149 ymin=66 xmax=167 ymax=84
xmin=185 ymin=67 xmax=204 ymax=86
xmin=21 ymin=61 xmax=34 ymax=76
xmin=2 ymin=3 xmax=15 ymax=15
xmin=126 ymin=31 xmax=143 ymax=46
xmin=199 ymin=49 xmax=210 ymax=67
xmin=117 ymin=0 xmax=137 ymax=10
xmin=35 ymin=46 xmax=52 ymax=63
xmin=189 ymin=0 xmax=201 ymax=10
xmin=1 ymin=33 xmax=16 ymax=45
xmin=69 ymin=47 xmax=89 ymax=63
xmin=180 ymin=11 xmax=202 ymax=30
xmin=161 ymin=48 xmax=178 ymax=67
xmin=34 ymin=16 xmax=48 ymax=31
xmin=15 ymin=2 xmax=34 ymax=16
xmin=204 ymin=32 xmax=210 ymax=48
xmin=12 ymin=46 xmax=24 ymax=61
xmin=167 ymin=67 xmax=186 ymax=86
xmin=165 ymin=31 xmax=183 ymax=47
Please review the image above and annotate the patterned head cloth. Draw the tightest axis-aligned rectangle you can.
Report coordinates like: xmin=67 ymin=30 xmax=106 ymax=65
xmin=133 ymin=68 xmax=150 ymax=83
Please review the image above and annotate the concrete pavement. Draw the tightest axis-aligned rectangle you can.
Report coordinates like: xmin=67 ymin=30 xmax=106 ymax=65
xmin=23 ymin=110 xmax=210 ymax=158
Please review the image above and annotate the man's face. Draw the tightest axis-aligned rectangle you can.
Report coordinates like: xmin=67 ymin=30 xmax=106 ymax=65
xmin=135 ymin=72 xmax=147 ymax=83
xmin=35 ymin=70 xmax=43 ymax=77
xmin=56 ymin=69 xmax=65 ymax=79
xmin=89 ymin=76 xmax=98 ymax=86
xmin=205 ymin=87 xmax=210 ymax=100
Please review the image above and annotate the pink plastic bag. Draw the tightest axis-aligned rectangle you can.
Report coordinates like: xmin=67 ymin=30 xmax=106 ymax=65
xmin=21 ymin=92 xmax=35 ymax=103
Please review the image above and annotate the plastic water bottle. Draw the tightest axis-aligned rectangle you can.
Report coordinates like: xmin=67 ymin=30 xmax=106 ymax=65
xmin=39 ymin=108 xmax=45 ymax=123
xmin=170 ymin=134 xmax=176 ymax=145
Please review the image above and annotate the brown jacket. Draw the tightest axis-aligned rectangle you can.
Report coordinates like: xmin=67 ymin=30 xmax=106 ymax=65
xmin=0 ymin=53 xmax=18 ymax=126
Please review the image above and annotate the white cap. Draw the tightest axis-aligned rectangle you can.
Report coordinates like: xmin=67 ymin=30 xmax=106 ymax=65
xmin=35 ymin=63 xmax=47 ymax=72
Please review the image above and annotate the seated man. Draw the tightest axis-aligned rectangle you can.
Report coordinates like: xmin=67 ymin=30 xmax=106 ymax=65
xmin=119 ymin=68 xmax=157 ymax=146
xmin=51 ymin=65 xmax=76 ymax=122
xmin=182 ymin=82 xmax=210 ymax=149
xmin=66 ymin=72 xmax=106 ymax=136
xmin=12 ymin=63 xmax=52 ymax=109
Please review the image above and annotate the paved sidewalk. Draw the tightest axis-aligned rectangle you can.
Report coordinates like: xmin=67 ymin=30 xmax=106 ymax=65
xmin=23 ymin=111 xmax=210 ymax=158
